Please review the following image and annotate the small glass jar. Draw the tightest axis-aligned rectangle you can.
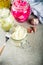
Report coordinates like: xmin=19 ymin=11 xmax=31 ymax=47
xmin=0 ymin=0 xmax=11 ymax=8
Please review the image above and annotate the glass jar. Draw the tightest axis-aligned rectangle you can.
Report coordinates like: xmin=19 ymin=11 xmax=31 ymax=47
xmin=0 ymin=0 xmax=11 ymax=8
xmin=11 ymin=0 xmax=31 ymax=23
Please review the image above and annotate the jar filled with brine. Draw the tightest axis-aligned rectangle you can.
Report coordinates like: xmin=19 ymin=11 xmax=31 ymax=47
xmin=11 ymin=0 xmax=31 ymax=23
xmin=0 ymin=0 xmax=11 ymax=8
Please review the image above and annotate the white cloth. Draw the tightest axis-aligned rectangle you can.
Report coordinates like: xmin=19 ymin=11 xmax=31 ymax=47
xmin=28 ymin=0 xmax=43 ymax=24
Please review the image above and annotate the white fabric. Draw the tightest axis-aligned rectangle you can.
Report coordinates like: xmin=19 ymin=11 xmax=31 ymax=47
xmin=28 ymin=1 xmax=43 ymax=24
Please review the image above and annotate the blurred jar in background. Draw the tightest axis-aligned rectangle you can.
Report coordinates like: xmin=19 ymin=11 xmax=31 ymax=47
xmin=11 ymin=0 xmax=31 ymax=23
xmin=0 ymin=0 xmax=11 ymax=8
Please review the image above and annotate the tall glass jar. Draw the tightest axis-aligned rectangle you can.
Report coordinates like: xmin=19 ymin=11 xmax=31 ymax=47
xmin=0 ymin=0 xmax=11 ymax=8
